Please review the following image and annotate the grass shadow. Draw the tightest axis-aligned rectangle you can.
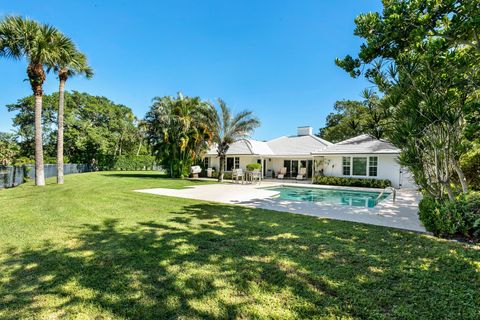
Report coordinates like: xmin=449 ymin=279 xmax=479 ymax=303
xmin=1 ymin=202 xmax=479 ymax=319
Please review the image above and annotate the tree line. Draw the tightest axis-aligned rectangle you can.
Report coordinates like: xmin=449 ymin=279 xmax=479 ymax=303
xmin=1 ymin=90 xmax=260 ymax=182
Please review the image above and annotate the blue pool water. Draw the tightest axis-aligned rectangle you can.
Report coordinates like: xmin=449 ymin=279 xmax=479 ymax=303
xmin=267 ymin=186 xmax=390 ymax=208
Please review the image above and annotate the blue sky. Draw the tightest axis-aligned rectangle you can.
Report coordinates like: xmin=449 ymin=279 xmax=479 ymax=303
xmin=0 ymin=0 xmax=381 ymax=140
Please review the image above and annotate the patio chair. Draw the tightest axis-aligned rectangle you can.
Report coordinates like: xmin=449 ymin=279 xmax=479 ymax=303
xmin=232 ymin=169 xmax=244 ymax=184
xmin=277 ymin=167 xmax=287 ymax=179
xmin=250 ymin=168 xmax=262 ymax=184
xmin=190 ymin=165 xmax=202 ymax=178
xmin=296 ymin=167 xmax=307 ymax=180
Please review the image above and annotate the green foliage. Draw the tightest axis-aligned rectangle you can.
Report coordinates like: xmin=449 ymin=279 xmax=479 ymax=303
xmin=144 ymin=93 xmax=214 ymax=178
xmin=12 ymin=157 xmax=35 ymax=165
xmin=6 ymin=91 xmax=147 ymax=164
xmin=212 ymin=99 xmax=260 ymax=182
xmin=0 ymin=132 xmax=19 ymax=166
xmin=246 ymin=163 xmax=261 ymax=171
xmin=336 ymin=0 xmax=480 ymax=78
xmin=313 ymin=176 xmax=391 ymax=188
xmin=460 ymin=144 xmax=480 ymax=191
xmin=336 ymin=0 xmax=480 ymax=201
xmin=318 ymin=92 xmax=391 ymax=142
xmin=97 ymin=155 xmax=157 ymax=171
xmin=419 ymin=192 xmax=480 ymax=240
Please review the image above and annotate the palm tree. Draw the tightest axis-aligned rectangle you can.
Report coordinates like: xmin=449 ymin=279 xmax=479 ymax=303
xmin=212 ymin=99 xmax=260 ymax=182
xmin=145 ymin=93 xmax=215 ymax=178
xmin=0 ymin=16 xmax=72 ymax=186
xmin=50 ymin=47 xmax=93 ymax=184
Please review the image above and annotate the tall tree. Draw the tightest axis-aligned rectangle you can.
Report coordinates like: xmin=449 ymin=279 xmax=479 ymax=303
xmin=50 ymin=47 xmax=93 ymax=184
xmin=0 ymin=16 xmax=72 ymax=186
xmin=145 ymin=93 xmax=215 ymax=178
xmin=336 ymin=0 xmax=480 ymax=199
xmin=318 ymin=95 xmax=390 ymax=143
xmin=212 ymin=99 xmax=260 ymax=182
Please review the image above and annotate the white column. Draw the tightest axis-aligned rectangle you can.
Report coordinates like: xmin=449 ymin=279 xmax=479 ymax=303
xmin=312 ymin=156 xmax=315 ymax=183
xmin=261 ymin=156 xmax=264 ymax=180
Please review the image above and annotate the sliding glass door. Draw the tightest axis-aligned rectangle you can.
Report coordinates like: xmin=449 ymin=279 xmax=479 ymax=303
xmin=283 ymin=160 xmax=291 ymax=177
xmin=291 ymin=160 xmax=299 ymax=177
xmin=282 ymin=159 xmax=313 ymax=178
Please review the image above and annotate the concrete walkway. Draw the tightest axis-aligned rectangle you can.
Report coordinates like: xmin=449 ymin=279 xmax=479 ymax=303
xmin=135 ymin=182 xmax=425 ymax=232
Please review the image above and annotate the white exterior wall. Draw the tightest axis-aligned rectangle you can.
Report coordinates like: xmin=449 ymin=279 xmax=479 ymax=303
xmin=269 ymin=158 xmax=285 ymax=174
xmin=322 ymin=154 xmax=403 ymax=188
xmin=204 ymin=153 xmax=415 ymax=188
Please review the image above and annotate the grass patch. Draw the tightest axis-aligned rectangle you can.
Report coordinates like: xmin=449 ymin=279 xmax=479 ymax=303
xmin=0 ymin=171 xmax=479 ymax=319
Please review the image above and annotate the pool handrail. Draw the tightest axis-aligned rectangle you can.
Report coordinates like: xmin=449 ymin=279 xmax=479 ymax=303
xmin=376 ymin=186 xmax=396 ymax=204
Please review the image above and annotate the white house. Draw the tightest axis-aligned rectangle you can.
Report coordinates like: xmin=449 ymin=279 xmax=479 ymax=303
xmin=203 ymin=126 xmax=415 ymax=188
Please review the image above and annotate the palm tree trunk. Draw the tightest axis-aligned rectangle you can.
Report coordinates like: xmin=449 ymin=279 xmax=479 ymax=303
xmin=218 ymin=155 xmax=225 ymax=182
xmin=34 ymin=93 xmax=45 ymax=186
xmin=56 ymin=78 xmax=66 ymax=184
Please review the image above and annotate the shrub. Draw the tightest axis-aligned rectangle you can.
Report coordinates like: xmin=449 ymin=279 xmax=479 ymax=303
xmin=211 ymin=171 xmax=232 ymax=180
xmin=98 ymin=155 xmax=157 ymax=171
xmin=246 ymin=163 xmax=262 ymax=171
xmin=313 ymin=176 xmax=391 ymax=188
xmin=12 ymin=157 xmax=34 ymax=165
xmin=419 ymin=192 xmax=480 ymax=240
xmin=460 ymin=144 xmax=480 ymax=191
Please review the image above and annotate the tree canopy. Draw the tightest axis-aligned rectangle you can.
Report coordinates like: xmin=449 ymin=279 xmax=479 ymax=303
xmin=144 ymin=93 xmax=215 ymax=178
xmin=7 ymin=91 xmax=146 ymax=164
xmin=318 ymin=90 xmax=391 ymax=143
xmin=336 ymin=0 xmax=480 ymax=199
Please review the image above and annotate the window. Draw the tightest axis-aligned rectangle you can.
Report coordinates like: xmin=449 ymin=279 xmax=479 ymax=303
xmin=235 ymin=157 xmax=240 ymax=169
xmin=226 ymin=157 xmax=240 ymax=171
xmin=352 ymin=157 xmax=367 ymax=176
xmin=203 ymin=157 xmax=209 ymax=169
xmin=342 ymin=157 xmax=351 ymax=176
xmin=369 ymin=156 xmax=378 ymax=177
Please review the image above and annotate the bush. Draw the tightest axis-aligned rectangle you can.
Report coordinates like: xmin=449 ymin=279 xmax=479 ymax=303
xmin=246 ymin=163 xmax=262 ymax=171
xmin=98 ymin=155 xmax=157 ymax=171
xmin=313 ymin=176 xmax=392 ymax=188
xmin=460 ymin=144 xmax=480 ymax=191
xmin=211 ymin=171 xmax=232 ymax=180
xmin=419 ymin=192 xmax=480 ymax=240
xmin=12 ymin=157 xmax=34 ymax=165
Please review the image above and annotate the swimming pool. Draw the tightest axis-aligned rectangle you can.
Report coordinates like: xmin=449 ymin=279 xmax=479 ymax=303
xmin=267 ymin=186 xmax=390 ymax=208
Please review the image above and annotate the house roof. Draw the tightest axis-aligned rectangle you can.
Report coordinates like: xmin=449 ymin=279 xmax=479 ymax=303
xmin=267 ymin=135 xmax=331 ymax=156
xmin=313 ymin=134 xmax=400 ymax=155
xmin=206 ymin=139 xmax=274 ymax=156
xmin=205 ymin=134 xmax=331 ymax=157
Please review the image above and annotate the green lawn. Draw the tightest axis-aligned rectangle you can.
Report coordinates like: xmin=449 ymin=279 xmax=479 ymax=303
xmin=0 ymin=172 xmax=479 ymax=319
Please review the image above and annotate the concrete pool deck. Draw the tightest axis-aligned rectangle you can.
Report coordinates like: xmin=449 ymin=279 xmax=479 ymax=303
xmin=135 ymin=182 xmax=425 ymax=232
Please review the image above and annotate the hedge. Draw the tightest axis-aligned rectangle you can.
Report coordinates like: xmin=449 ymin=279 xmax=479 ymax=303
xmin=246 ymin=163 xmax=262 ymax=171
xmin=98 ymin=155 xmax=158 ymax=171
xmin=313 ymin=176 xmax=391 ymax=188
xmin=419 ymin=192 xmax=480 ymax=241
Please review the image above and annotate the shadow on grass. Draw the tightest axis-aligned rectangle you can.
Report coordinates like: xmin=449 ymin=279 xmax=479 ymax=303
xmin=101 ymin=173 xmax=169 ymax=179
xmin=1 ymin=203 xmax=479 ymax=319
xmin=101 ymin=173 xmax=210 ymax=185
